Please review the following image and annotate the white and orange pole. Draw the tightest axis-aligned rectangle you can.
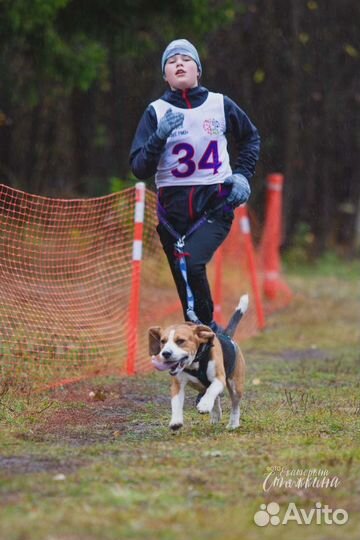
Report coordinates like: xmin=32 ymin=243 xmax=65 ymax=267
xmin=238 ymin=205 xmax=266 ymax=330
xmin=126 ymin=182 xmax=145 ymax=375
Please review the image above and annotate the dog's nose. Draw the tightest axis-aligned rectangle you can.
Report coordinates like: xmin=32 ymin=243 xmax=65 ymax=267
xmin=162 ymin=350 xmax=172 ymax=360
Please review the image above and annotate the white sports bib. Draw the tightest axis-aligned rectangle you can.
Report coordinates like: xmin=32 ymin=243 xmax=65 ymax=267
xmin=151 ymin=92 xmax=232 ymax=188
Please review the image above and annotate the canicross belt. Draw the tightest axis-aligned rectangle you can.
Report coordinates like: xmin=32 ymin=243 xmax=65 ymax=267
xmin=157 ymin=196 xmax=228 ymax=324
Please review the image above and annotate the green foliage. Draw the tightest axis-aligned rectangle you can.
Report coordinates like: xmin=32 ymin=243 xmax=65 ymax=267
xmin=177 ymin=0 xmax=235 ymax=35
xmin=109 ymin=177 xmax=134 ymax=193
xmin=1 ymin=0 xmax=236 ymax=103
xmin=5 ymin=0 xmax=70 ymax=33
xmin=2 ymin=0 xmax=108 ymax=100
xmin=43 ymin=32 xmax=107 ymax=92
xmin=283 ymin=222 xmax=314 ymax=266
xmin=284 ymin=251 xmax=360 ymax=280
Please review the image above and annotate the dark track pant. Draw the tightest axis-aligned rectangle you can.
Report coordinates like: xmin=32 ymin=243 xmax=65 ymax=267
xmin=157 ymin=215 xmax=233 ymax=326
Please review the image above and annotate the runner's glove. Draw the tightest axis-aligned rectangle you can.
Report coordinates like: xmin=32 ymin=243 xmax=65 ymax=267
xmin=156 ymin=108 xmax=184 ymax=140
xmin=223 ymin=173 xmax=251 ymax=207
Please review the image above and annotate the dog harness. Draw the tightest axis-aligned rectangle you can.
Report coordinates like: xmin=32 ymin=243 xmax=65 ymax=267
xmin=184 ymin=333 xmax=237 ymax=387
xmin=184 ymin=342 xmax=213 ymax=387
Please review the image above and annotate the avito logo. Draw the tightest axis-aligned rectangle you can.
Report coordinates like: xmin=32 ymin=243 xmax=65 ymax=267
xmin=254 ymin=501 xmax=348 ymax=526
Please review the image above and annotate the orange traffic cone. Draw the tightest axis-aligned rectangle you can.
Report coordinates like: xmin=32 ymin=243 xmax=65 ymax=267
xmin=262 ymin=173 xmax=292 ymax=301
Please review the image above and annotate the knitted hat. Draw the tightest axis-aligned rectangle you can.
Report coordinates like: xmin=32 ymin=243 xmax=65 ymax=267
xmin=161 ymin=39 xmax=202 ymax=76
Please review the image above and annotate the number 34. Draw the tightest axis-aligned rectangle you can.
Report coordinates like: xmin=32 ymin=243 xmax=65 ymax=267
xmin=171 ymin=141 xmax=222 ymax=178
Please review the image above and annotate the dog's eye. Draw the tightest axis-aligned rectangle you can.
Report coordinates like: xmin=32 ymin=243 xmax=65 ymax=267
xmin=160 ymin=338 xmax=167 ymax=345
xmin=175 ymin=339 xmax=185 ymax=346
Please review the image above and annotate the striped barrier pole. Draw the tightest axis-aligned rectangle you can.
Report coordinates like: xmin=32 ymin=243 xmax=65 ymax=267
xmin=238 ymin=205 xmax=266 ymax=330
xmin=126 ymin=182 xmax=145 ymax=375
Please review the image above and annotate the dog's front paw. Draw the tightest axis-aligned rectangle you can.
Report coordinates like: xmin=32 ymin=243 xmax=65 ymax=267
xmin=170 ymin=422 xmax=183 ymax=431
xmin=197 ymin=398 xmax=213 ymax=414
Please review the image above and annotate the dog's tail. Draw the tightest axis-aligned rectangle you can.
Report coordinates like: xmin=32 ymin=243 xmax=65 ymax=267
xmin=224 ymin=294 xmax=249 ymax=338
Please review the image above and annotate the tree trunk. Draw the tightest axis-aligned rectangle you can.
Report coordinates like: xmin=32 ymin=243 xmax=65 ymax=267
xmin=70 ymin=89 xmax=92 ymax=194
xmin=283 ymin=0 xmax=302 ymax=244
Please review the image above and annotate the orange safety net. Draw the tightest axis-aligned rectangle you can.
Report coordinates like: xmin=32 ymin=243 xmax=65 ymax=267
xmin=0 ymin=184 xmax=137 ymax=385
xmin=0 ymin=184 xmax=291 ymax=385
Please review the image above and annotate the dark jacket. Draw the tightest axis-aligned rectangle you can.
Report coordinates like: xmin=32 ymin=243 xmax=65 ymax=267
xmin=129 ymin=86 xmax=260 ymax=226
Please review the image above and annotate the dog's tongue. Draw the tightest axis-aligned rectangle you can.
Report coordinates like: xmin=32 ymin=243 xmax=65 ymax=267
xmin=151 ymin=356 xmax=174 ymax=371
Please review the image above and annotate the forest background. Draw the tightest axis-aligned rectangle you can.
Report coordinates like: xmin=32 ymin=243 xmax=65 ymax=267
xmin=0 ymin=0 xmax=359 ymax=253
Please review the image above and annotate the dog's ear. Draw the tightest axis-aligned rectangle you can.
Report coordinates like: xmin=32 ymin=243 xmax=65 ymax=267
xmin=194 ymin=325 xmax=215 ymax=344
xmin=148 ymin=326 xmax=162 ymax=355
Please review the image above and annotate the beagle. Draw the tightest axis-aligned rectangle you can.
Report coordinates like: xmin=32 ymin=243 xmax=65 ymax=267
xmin=149 ymin=295 xmax=248 ymax=430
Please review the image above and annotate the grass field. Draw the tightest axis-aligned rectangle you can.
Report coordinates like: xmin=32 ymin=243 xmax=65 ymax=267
xmin=0 ymin=257 xmax=359 ymax=540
